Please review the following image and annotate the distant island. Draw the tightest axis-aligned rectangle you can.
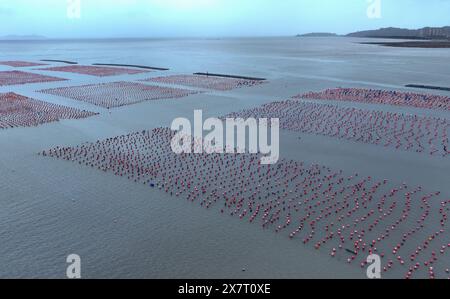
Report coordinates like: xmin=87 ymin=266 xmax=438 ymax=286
xmin=297 ymin=26 xmax=450 ymax=48
xmin=298 ymin=26 xmax=450 ymax=40
xmin=346 ymin=26 xmax=450 ymax=40
xmin=348 ymin=26 xmax=450 ymax=48
xmin=297 ymin=33 xmax=338 ymax=37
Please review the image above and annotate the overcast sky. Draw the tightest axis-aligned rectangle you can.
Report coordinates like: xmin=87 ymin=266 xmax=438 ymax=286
xmin=0 ymin=0 xmax=449 ymax=38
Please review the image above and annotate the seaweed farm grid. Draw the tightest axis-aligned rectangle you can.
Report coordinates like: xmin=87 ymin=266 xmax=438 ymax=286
xmin=299 ymin=88 xmax=450 ymax=111
xmin=0 ymin=92 xmax=97 ymax=129
xmin=142 ymin=75 xmax=266 ymax=91
xmin=0 ymin=61 xmax=48 ymax=67
xmin=225 ymin=99 xmax=450 ymax=157
xmin=0 ymin=71 xmax=66 ymax=86
xmin=41 ymin=128 xmax=450 ymax=279
xmin=38 ymin=65 xmax=150 ymax=77
xmin=39 ymin=81 xmax=202 ymax=109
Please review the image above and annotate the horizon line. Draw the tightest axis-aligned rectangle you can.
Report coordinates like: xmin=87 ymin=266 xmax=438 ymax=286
xmin=3 ymin=25 xmax=449 ymax=41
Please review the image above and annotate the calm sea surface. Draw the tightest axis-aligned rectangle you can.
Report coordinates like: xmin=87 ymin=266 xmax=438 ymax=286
xmin=0 ymin=37 xmax=449 ymax=278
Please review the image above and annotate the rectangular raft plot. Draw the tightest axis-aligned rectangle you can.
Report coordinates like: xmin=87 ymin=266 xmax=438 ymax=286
xmin=42 ymin=127 xmax=450 ymax=279
xmin=0 ymin=71 xmax=66 ymax=86
xmin=0 ymin=93 xmax=97 ymax=129
xmin=0 ymin=61 xmax=47 ymax=67
xmin=143 ymin=75 xmax=265 ymax=91
xmin=37 ymin=65 xmax=149 ymax=77
xmin=225 ymin=100 xmax=450 ymax=157
xmin=298 ymin=88 xmax=450 ymax=111
xmin=39 ymin=81 xmax=201 ymax=109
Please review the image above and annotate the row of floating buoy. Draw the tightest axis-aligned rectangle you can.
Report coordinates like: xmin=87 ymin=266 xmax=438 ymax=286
xmin=298 ymin=88 xmax=450 ymax=111
xmin=0 ymin=60 xmax=47 ymax=67
xmin=225 ymin=99 xmax=450 ymax=157
xmin=37 ymin=65 xmax=148 ymax=77
xmin=0 ymin=92 xmax=97 ymax=129
xmin=39 ymin=81 xmax=200 ymax=109
xmin=144 ymin=74 xmax=265 ymax=91
xmin=0 ymin=70 xmax=64 ymax=87
xmin=41 ymin=127 xmax=450 ymax=279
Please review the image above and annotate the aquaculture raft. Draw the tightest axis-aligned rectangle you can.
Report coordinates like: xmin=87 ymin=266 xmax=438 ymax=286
xmin=37 ymin=65 xmax=150 ymax=77
xmin=225 ymin=99 xmax=450 ymax=157
xmin=143 ymin=74 xmax=266 ymax=91
xmin=39 ymin=81 xmax=202 ymax=109
xmin=41 ymin=127 xmax=450 ymax=279
xmin=299 ymin=88 xmax=450 ymax=111
xmin=0 ymin=92 xmax=97 ymax=129
xmin=0 ymin=61 xmax=48 ymax=67
xmin=0 ymin=70 xmax=66 ymax=86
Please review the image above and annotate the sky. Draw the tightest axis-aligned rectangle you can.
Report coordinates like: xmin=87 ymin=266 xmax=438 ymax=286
xmin=0 ymin=0 xmax=449 ymax=38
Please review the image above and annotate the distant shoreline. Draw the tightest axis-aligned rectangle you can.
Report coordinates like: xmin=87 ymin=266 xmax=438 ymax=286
xmin=361 ymin=41 xmax=450 ymax=48
xmin=296 ymin=33 xmax=338 ymax=37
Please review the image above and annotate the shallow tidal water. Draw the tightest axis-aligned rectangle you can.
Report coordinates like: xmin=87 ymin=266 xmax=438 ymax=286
xmin=0 ymin=37 xmax=449 ymax=278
